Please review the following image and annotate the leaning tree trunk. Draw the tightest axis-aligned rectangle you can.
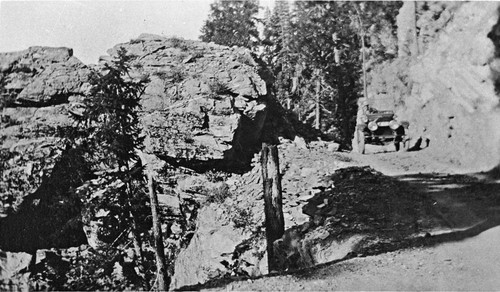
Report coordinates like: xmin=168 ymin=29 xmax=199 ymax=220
xmin=147 ymin=173 xmax=169 ymax=291
xmin=137 ymin=150 xmax=171 ymax=290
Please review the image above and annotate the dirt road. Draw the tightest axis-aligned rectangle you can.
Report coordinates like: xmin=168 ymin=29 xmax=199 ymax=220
xmin=218 ymin=225 xmax=500 ymax=291
xmin=203 ymin=144 xmax=500 ymax=291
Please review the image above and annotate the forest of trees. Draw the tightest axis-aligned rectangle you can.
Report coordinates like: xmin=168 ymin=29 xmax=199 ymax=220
xmin=201 ymin=0 xmax=402 ymax=147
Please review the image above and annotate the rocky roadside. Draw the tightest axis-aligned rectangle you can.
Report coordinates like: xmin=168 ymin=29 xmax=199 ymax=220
xmin=208 ymin=225 xmax=500 ymax=291
xmin=187 ymin=144 xmax=500 ymax=291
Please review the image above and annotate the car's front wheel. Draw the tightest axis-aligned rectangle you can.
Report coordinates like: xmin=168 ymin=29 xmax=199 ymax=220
xmin=395 ymin=141 xmax=401 ymax=151
xmin=403 ymin=139 xmax=410 ymax=151
xmin=397 ymin=140 xmax=410 ymax=152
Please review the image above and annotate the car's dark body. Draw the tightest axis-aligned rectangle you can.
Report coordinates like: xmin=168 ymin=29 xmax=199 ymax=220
xmin=355 ymin=109 xmax=409 ymax=154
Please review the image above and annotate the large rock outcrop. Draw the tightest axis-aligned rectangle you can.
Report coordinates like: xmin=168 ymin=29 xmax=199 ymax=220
xmin=0 ymin=36 xmax=290 ymax=288
xmin=0 ymin=47 xmax=92 ymax=224
xmin=0 ymin=47 xmax=93 ymax=288
xmin=366 ymin=1 xmax=500 ymax=172
xmin=104 ymin=34 xmax=280 ymax=169
xmin=0 ymin=35 xmax=281 ymax=244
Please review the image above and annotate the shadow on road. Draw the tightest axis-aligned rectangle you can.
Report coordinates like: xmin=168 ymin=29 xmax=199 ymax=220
xmin=396 ymin=172 xmax=500 ymax=232
xmin=290 ymin=168 xmax=500 ymax=281
xmin=346 ymin=170 xmax=500 ymax=258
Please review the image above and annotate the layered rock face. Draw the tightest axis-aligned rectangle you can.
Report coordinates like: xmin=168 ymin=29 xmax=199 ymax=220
xmin=105 ymin=34 xmax=273 ymax=168
xmin=0 ymin=47 xmax=91 ymax=247
xmin=0 ymin=36 xmax=286 ymax=288
xmin=0 ymin=46 xmax=92 ymax=289
xmin=0 ymin=46 xmax=91 ymax=105
xmin=0 ymin=46 xmax=90 ymax=206
xmin=0 ymin=35 xmax=276 ymax=243
xmin=367 ymin=2 xmax=500 ymax=172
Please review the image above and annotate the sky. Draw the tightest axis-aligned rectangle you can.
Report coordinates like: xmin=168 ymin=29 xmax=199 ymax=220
xmin=0 ymin=0 xmax=274 ymax=64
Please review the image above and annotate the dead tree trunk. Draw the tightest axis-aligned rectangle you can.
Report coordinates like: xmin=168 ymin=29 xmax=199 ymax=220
xmin=260 ymin=143 xmax=285 ymax=272
xmin=353 ymin=3 xmax=368 ymax=100
xmin=315 ymin=77 xmax=321 ymax=130
xmin=147 ymin=173 xmax=169 ymax=291
xmin=361 ymin=34 xmax=368 ymax=100
xmin=125 ymin=179 xmax=150 ymax=291
xmin=410 ymin=0 xmax=419 ymax=56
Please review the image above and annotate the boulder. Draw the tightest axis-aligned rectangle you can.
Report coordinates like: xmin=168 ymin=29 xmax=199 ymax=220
xmin=274 ymin=226 xmax=366 ymax=270
xmin=104 ymin=34 xmax=271 ymax=167
xmin=170 ymin=204 xmax=266 ymax=290
xmin=0 ymin=46 xmax=90 ymax=106
xmin=0 ymin=46 xmax=72 ymax=74
xmin=16 ymin=57 xmax=91 ymax=104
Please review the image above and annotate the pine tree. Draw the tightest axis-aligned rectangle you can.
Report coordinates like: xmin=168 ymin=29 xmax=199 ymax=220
xmin=83 ymin=48 xmax=145 ymax=169
xmin=261 ymin=1 xmax=401 ymax=147
xmin=262 ymin=1 xmax=295 ymax=109
xmin=288 ymin=1 xmax=361 ymax=144
xmin=68 ymin=47 xmax=153 ymax=289
xmin=200 ymin=0 xmax=260 ymax=50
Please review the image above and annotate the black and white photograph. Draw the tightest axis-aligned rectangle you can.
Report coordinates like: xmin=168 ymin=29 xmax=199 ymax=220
xmin=1 ymin=0 xmax=500 ymax=290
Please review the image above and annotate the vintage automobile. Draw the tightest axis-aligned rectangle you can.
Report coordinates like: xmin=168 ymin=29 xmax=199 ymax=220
xmin=354 ymin=107 xmax=409 ymax=154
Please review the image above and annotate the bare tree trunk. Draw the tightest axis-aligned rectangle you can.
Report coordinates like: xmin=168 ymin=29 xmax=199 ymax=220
xmin=147 ymin=173 xmax=169 ymax=291
xmin=410 ymin=1 xmax=419 ymax=56
xmin=315 ymin=77 xmax=321 ymax=130
xmin=260 ymin=144 xmax=285 ymax=273
xmin=353 ymin=3 xmax=368 ymax=100
xmin=125 ymin=176 xmax=150 ymax=291
xmin=128 ymin=205 xmax=150 ymax=291
xmin=361 ymin=35 xmax=368 ymax=100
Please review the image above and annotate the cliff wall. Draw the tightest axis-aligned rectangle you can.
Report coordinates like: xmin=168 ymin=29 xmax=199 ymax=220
xmin=0 ymin=36 xmax=290 ymax=289
xmin=367 ymin=1 xmax=500 ymax=172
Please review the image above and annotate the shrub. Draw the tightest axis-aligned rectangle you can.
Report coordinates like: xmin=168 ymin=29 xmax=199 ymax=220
xmin=231 ymin=206 xmax=253 ymax=229
xmin=152 ymin=71 xmax=169 ymax=80
xmin=205 ymin=170 xmax=229 ymax=183
xmin=132 ymin=62 xmax=143 ymax=70
xmin=192 ymin=51 xmax=204 ymax=59
xmin=208 ymin=79 xmax=230 ymax=100
xmin=0 ymin=115 xmax=20 ymax=127
xmin=204 ymin=183 xmax=231 ymax=204
xmin=170 ymin=67 xmax=186 ymax=84
xmin=184 ymin=136 xmax=194 ymax=144
xmin=169 ymin=37 xmax=189 ymax=51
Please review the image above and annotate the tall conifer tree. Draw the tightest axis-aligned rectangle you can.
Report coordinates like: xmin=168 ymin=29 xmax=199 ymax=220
xmin=200 ymin=0 xmax=260 ymax=50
